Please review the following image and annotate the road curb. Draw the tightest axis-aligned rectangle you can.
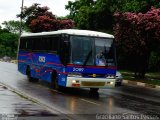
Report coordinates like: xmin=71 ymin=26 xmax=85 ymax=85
xmin=0 ymin=82 xmax=63 ymax=114
xmin=122 ymin=80 xmax=160 ymax=90
xmin=0 ymin=81 xmax=75 ymax=120
xmin=0 ymin=60 xmax=17 ymax=64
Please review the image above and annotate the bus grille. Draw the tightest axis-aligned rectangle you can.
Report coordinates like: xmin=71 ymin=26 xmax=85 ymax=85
xmin=81 ymin=81 xmax=105 ymax=87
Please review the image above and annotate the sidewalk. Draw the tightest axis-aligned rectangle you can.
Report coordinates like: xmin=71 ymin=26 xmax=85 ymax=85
xmin=0 ymin=83 xmax=70 ymax=120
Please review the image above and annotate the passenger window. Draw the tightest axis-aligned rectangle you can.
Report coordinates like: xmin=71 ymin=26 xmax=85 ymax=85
xmin=20 ymin=38 xmax=26 ymax=50
xmin=43 ymin=36 xmax=59 ymax=52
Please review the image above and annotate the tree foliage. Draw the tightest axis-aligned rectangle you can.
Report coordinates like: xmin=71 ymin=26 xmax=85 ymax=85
xmin=17 ymin=3 xmax=74 ymax=32
xmin=29 ymin=15 xmax=57 ymax=32
xmin=57 ymin=19 xmax=75 ymax=30
xmin=2 ymin=20 xmax=28 ymax=33
xmin=0 ymin=28 xmax=18 ymax=57
xmin=114 ymin=7 xmax=160 ymax=78
xmin=66 ymin=0 xmax=160 ymax=32
xmin=19 ymin=3 xmax=55 ymax=27
xmin=66 ymin=0 xmax=113 ymax=32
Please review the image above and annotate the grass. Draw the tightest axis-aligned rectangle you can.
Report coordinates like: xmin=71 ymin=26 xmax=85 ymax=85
xmin=120 ymin=70 xmax=160 ymax=86
xmin=146 ymin=72 xmax=160 ymax=79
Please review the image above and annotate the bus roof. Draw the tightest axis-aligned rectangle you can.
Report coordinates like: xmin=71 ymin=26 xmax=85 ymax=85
xmin=21 ymin=29 xmax=114 ymax=38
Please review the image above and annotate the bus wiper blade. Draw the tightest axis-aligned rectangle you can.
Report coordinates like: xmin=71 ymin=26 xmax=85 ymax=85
xmin=83 ymin=50 xmax=92 ymax=67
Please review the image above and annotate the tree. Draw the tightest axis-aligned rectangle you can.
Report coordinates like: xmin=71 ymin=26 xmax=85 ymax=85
xmin=17 ymin=3 xmax=74 ymax=32
xmin=66 ymin=0 xmax=160 ymax=32
xmin=66 ymin=0 xmax=113 ymax=32
xmin=29 ymin=15 xmax=58 ymax=32
xmin=114 ymin=7 xmax=160 ymax=78
xmin=0 ymin=28 xmax=18 ymax=57
xmin=18 ymin=3 xmax=55 ymax=27
xmin=111 ymin=0 xmax=146 ymax=13
xmin=65 ymin=0 xmax=147 ymax=32
xmin=2 ymin=20 xmax=29 ymax=33
xmin=57 ymin=19 xmax=75 ymax=30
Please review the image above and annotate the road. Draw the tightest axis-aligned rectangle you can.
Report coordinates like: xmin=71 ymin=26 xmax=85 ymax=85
xmin=0 ymin=61 xmax=159 ymax=120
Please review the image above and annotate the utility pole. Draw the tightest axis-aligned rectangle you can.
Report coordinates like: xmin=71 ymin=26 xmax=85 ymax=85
xmin=20 ymin=0 xmax=24 ymax=35
xmin=17 ymin=0 xmax=24 ymax=60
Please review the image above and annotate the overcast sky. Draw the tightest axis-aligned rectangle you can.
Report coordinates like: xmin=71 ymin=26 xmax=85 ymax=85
xmin=0 ymin=0 xmax=74 ymax=25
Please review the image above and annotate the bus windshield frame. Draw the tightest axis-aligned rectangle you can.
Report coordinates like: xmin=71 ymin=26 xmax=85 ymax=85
xmin=69 ymin=35 xmax=116 ymax=67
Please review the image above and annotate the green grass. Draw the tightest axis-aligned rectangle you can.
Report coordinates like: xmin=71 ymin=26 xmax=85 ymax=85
xmin=120 ymin=70 xmax=160 ymax=86
xmin=146 ymin=72 xmax=160 ymax=79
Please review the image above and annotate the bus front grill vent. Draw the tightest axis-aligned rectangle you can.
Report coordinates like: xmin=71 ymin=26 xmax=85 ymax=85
xmin=81 ymin=81 xmax=105 ymax=87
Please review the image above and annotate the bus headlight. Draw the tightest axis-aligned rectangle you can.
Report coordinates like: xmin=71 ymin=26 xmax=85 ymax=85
xmin=71 ymin=80 xmax=80 ymax=87
xmin=68 ymin=72 xmax=82 ymax=77
xmin=72 ymin=80 xmax=76 ymax=83
xmin=105 ymin=81 xmax=114 ymax=85
xmin=110 ymin=81 xmax=114 ymax=85
xmin=72 ymin=80 xmax=79 ymax=83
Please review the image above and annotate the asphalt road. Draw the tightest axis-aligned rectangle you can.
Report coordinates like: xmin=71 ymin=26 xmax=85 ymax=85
xmin=0 ymin=61 xmax=159 ymax=120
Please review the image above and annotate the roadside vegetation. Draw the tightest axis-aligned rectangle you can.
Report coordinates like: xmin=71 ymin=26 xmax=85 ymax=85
xmin=120 ymin=70 xmax=160 ymax=85
xmin=0 ymin=27 xmax=18 ymax=58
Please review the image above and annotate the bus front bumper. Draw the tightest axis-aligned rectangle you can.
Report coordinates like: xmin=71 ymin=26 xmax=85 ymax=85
xmin=66 ymin=77 xmax=116 ymax=88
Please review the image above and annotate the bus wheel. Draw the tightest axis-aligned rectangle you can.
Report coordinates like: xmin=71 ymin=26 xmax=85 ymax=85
xmin=26 ymin=66 xmax=39 ymax=82
xmin=51 ymin=71 xmax=60 ymax=90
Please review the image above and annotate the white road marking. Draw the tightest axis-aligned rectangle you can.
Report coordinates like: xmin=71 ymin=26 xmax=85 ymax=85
xmin=80 ymin=98 xmax=100 ymax=106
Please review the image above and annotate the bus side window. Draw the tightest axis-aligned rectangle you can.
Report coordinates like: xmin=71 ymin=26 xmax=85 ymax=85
xmin=26 ymin=37 xmax=32 ymax=51
xmin=43 ymin=37 xmax=52 ymax=52
xmin=32 ymin=37 xmax=40 ymax=51
xmin=42 ymin=36 xmax=59 ymax=53
xmin=20 ymin=38 xmax=26 ymax=50
xmin=38 ymin=38 xmax=44 ymax=51
xmin=51 ymin=36 xmax=59 ymax=52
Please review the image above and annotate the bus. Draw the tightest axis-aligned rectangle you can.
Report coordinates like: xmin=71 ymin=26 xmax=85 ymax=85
xmin=18 ymin=29 xmax=117 ymax=92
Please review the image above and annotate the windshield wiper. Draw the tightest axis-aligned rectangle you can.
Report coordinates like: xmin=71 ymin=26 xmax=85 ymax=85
xmin=83 ymin=50 xmax=92 ymax=67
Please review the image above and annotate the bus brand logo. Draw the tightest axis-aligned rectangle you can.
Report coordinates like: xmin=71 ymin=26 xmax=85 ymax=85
xmin=39 ymin=56 xmax=45 ymax=62
xmin=73 ymin=67 xmax=84 ymax=72
xmin=92 ymin=74 xmax=96 ymax=77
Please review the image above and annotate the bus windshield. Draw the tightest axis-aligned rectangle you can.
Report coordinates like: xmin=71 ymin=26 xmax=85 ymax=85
xmin=70 ymin=36 xmax=94 ymax=65
xmin=70 ymin=36 xmax=116 ymax=66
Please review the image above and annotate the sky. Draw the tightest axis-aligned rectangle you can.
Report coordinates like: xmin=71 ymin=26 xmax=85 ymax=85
xmin=0 ymin=0 xmax=74 ymax=26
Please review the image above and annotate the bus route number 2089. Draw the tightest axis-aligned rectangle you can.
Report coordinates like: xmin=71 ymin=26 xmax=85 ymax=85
xmin=73 ymin=67 xmax=84 ymax=72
